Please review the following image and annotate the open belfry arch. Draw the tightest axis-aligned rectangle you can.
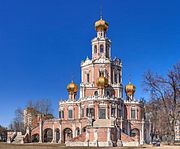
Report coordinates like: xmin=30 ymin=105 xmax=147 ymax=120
xmin=22 ymin=16 xmax=152 ymax=147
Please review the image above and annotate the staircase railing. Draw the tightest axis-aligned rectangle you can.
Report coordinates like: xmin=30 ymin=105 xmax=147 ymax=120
xmin=10 ymin=131 xmax=17 ymax=142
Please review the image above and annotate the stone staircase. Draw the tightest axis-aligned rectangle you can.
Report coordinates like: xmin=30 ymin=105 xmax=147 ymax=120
xmin=121 ymin=132 xmax=139 ymax=146
xmin=12 ymin=132 xmax=24 ymax=144
xmin=121 ymin=132 xmax=135 ymax=142
xmin=70 ymin=132 xmax=86 ymax=142
xmin=66 ymin=132 xmax=87 ymax=146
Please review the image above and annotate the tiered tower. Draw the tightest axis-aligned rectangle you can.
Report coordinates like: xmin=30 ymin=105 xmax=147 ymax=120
xmin=80 ymin=17 xmax=123 ymax=99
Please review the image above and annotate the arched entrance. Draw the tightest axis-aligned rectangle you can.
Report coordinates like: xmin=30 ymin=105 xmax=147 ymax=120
xmin=75 ymin=127 xmax=80 ymax=137
xmin=130 ymin=128 xmax=140 ymax=137
xmin=130 ymin=128 xmax=140 ymax=141
xmin=31 ymin=133 xmax=39 ymax=142
xmin=55 ymin=128 xmax=60 ymax=143
xmin=82 ymin=126 xmax=86 ymax=133
xmin=44 ymin=128 xmax=53 ymax=143
xmin=63 ymin=128 xmax=72 ymax=143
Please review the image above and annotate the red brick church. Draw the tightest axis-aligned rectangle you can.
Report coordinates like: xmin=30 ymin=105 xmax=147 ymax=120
xmin=8 ymin=16 xmax=151 ymax=147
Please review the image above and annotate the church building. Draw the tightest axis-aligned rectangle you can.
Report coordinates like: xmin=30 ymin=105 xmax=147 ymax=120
xmin=9 ymin=16 xmax=151 ymax=147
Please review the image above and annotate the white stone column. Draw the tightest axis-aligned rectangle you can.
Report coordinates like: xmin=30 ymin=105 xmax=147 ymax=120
xmin=83 ymin=86 xmax=85 ymax=97
xmin=94 ymin=129 xmax=98 ymax=141
xmin=94 ymin=129 xmax=98 ymax=146
xmin=78 ymin=105 xmax=81 ymax=119
xmin=85 ymin=130 xmax=90 ymax=146
xmin=92 ymin=65 xmax=94 ymax=83
xmin=120 ymin=116 xmax=123 ymax=130
xmin=107 ymin=128 xmax=111 ymax=141
xmin=106 ymin=105 xmax=108 ymax=119
xmin=118 ymin=88 xmax=120 ymax=98
xmin=80 ymin=87 xmax=82 ymax=98
xmin=140 ymin=119 xmax=145 ymax=144
xmin=107 ymin=128 xmax=112 ymax=146
xmin=54 ymin=131 xmax=57 ymax=143
xmin=58 ymin=124 xmax=62 ymax=143
xmin=72 ymin=124 xmax=75 ymax=138
xmin=97 ymin=105 xmax=99 ymax=119
xmin=81 ymin=69 xmax=83 ymax=82
xmin=109 ymin=65 xmax=111 ymax=84
xmin=80 ymin=123 xmax=82 ymax=134
xmin=109 ymin=106 xmax=111 ymax=119
xmin=51 ymin=123 xmax=55 ymax=143
xmin=39 ymin=118 xmax=42 ymax=143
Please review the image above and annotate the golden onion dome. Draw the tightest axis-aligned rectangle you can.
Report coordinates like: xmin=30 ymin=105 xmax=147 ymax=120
xmin=125 ymin=82 xmax=136 ymax=96
xmin=96 ymin=76 xmax=108 ymax=89
xmin=95 ymin=17 xmax=109 ymax=32
xmin=67 ymin=81 xmax=78 ymax=93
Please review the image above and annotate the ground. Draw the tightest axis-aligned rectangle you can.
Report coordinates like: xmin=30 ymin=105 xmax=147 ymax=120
xmin=0 ymin=143 xmax=180 ymax=149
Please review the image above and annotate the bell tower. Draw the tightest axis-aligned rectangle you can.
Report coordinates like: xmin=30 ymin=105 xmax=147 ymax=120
xmin=80 ymin=16 xmax=123 ymax=99
xmin=92 ymin=17 xmax=111 ymax=60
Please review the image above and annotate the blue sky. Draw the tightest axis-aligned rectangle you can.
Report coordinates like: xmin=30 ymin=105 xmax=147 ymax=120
xmin=0 ymin=0 xmax=179 ymax=127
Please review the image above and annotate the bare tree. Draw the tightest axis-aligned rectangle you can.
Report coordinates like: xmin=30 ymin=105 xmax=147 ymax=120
xmin=34 ymin=99 xmax=53 ymax=115
xmin=10 ymin=99 xmax=53 ymax=133
xmin=9 ymin=108 xmax=25 ymax=133
xmin=144 ymin=62 xmax=180 ymax=143
xmin=0 ymin=125 xmax=7 ymax=142
xmin=26 ymin=99 xmax=53 ymax=115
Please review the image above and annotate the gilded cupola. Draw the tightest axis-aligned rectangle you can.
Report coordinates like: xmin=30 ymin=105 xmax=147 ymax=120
xmin=95 ymin=17 xmax=109 ymax=32
xmin=96 ymin=76 xmax=108 ymax=89
xmin=125 ymin=82 xmax=136 ymax=97
xmin=67 ymin=81 xmax=78 ymax=93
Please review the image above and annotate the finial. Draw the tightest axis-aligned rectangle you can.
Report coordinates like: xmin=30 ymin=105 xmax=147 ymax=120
xmin=128 ymin=74 xmax=132 ymax=84
xmin=71 ymin=73 xmax=75 ymax=82
xmin=100 ymin=0 xmax=103 ymax=20
xmin=86 ymin=56 xmax=89 ymax=60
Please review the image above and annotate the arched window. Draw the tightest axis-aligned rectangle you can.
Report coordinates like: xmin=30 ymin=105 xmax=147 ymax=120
xmin=94 ymin=45 xmax=97 ymax=54
xmin=94 ymin=91 xmax=98 ymax=97
xmin=86 ymin=108 xmax=95 ymax=118
xmin=81 ymin=108 xmax=84 ymax=117
xmin=106 ymin=90 xmax=110 ymax=97
xmin=111 ymin=107 xmax=115 ymax=117
xmin=99 ymin=108 xmax=106 ymax=119
xmin=119 ymin=72 xmax=121 ymax=83
xmin=131 ymin=107 xmax=136 ymax=119
xmin=68 ymin=110 xmax=73 ymax=119
xmin=106 ymin=44 xmax=109 ymax=57
xmin=87 ymin=73 xmax=90 ymax=83
xmin=59 ymin=110 xmax=64 ymax=119
xmin=100 ymin=45 xmax=104 ymax=53
xmin=82 ymin=127 xmax=86 ymax=132
xmin=114 ymin=73 xmax=117 ymax=83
